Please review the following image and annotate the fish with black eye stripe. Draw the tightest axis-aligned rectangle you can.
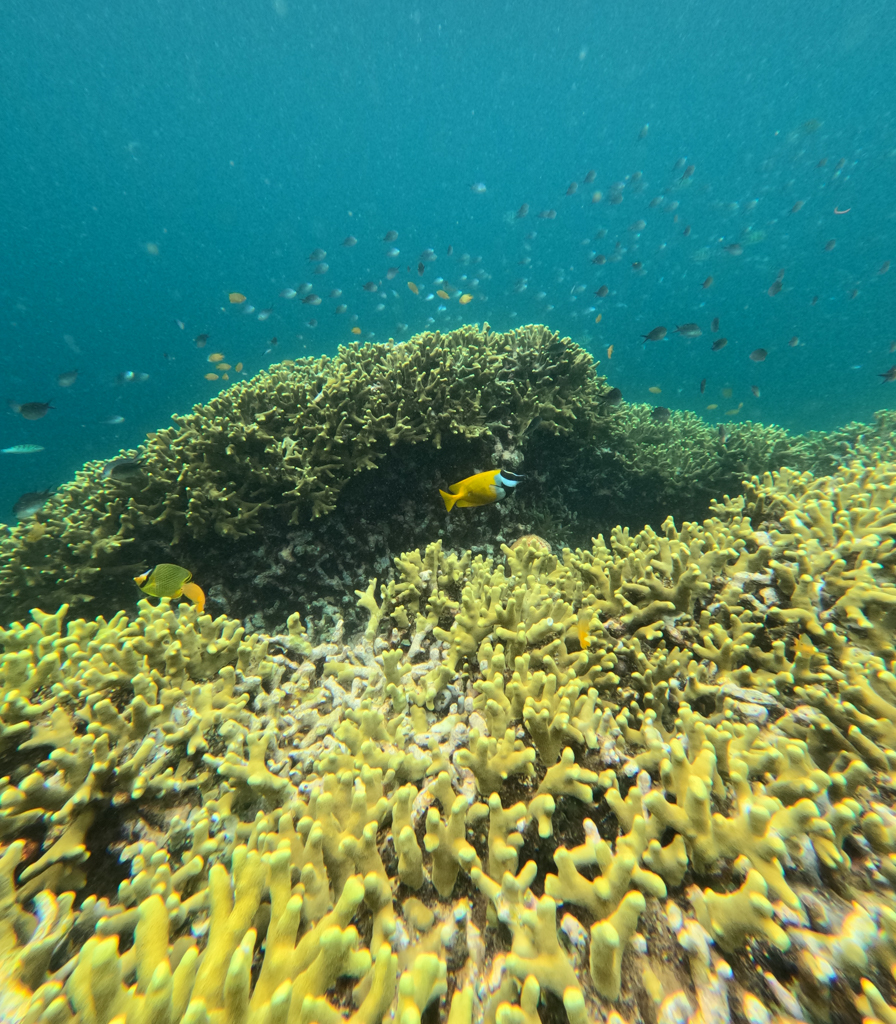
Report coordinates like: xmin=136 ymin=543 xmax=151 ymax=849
xmin=134 ymin=563 xmax=205 ymax=613
xmin=439 ymin=469 xmax=523 ymax=511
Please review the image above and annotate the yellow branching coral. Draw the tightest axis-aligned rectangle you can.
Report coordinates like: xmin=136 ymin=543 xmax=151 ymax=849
xmin=9 ymin=459 xmax=896 ymax=1024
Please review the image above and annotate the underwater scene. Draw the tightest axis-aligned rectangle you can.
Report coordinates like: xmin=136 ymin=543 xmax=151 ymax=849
xmin=3 ymin=1 xmax=896 ymax=1023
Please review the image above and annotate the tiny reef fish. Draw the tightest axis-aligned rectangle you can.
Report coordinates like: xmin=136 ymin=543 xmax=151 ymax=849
xmin=14 ymin=489 xmax=52 ymax=520
xmin=577 ymin=612 xmax=592 ymax=650
xmin=14 ymin=402 xmax=53 ymax=421
xmin=134 ymin=563 xmax=205 ymax=613
xmin=103 ymin=457 xmax=144 ymax=482
xmin=439 ymin=469 xmax=522 ymax=511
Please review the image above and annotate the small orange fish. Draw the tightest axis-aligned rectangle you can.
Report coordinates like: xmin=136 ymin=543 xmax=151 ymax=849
xmin=436 ymin=289 xmax=450 ymax=300
xmin=229 ymin=292 xmax=247 ymax=304
xmin=725 ymin=402 xmax=744 ymax=416
xmin=459 ymin=293 xmax=473 ymax=305
xmin=351 ymin=326 xmax=362 ymax=335
xmin=595 ymin=313 xmax=602 ymax=323
xmin=204 ymin=373 xmax=219 ymax=381
xmin=408 ymin=282 xmax=419 ymax=295
xmin=607 ymin=344 xmax=613 ymax=359
xmin=648 ymin=386 xmax=662 ymax=394
xmin=706 ymin=403 xmax=718 ymax=410
xmin=208 ymin=353 xmax=225 ymax=363
xmin=235 ymin=362 xmax=244 ymax=372
xmin=221 ymin=373 xmax=230 ymax=380
xmin=217 ymin=363 xmax=232 ymax=371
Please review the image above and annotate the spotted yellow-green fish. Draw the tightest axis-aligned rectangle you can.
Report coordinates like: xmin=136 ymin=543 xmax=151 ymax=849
xmin=439 ymin=469 xmax=522 ymax=511
xmin=134 ymin=563 xmax=205 ymax=613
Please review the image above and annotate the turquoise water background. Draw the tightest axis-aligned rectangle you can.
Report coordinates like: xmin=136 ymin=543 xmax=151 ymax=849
xmin=1 ymin=0 xmax=894 ymax=522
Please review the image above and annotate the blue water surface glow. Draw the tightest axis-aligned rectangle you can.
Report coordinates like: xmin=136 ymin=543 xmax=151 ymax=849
xmin=1 ymin=0 xmax=894 ymax=521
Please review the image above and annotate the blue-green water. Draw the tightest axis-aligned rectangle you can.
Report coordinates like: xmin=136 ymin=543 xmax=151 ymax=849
xmin=1 ymin=0 xmax=894 ymax=522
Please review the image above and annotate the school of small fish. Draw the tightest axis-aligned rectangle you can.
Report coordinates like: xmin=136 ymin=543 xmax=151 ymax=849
xmin=6 ymin=118 xmax=891 ymax=528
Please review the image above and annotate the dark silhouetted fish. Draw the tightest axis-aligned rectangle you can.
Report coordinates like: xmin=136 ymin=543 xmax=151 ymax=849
xmin=673 ymin=324 xmax=702 ymax=337
xmin=14 ymin=489 xmax=52 ymax=520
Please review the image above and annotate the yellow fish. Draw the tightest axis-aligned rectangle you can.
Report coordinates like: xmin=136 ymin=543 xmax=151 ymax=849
xmin=576 ymin=611 xmax=592 ymax=651
xmin=135 ymin=563 xmax=205 ymax=613
xmin=208 ymin=352 xmax=225 ymax=362
xmin=408 ymin=282 xmax=419 ymax=295
xmin=436 ymin=289 xmax=450 ymax=300
xmin=794 ymin=634 xmax=816 ymax=659
xmin=459 ymin=293 xmax=473 ymax=304
xmin=204 ymin=372 xmax=219 ymax=381
xmin=229 ymin=292 xmax=247 ymax=304
xmin=439 ymin=469 xmax=522 ymax=511
xmin=649 ymin=386 xmax=662 ymax=394
xmin=235 ymin=362 xmax=244 ymax=372
xmin=351 ymin=326 xmax=362 ymax=335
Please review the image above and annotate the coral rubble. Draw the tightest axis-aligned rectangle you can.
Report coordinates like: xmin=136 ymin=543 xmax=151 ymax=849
xmin=4 ymin=459 xmax=896 ymax=1022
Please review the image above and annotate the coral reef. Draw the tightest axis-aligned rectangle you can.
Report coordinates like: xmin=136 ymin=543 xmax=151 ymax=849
xmin=5 ymin=459 xmax=896 ymax=1022
xmin=0 ymin=324 xmax=605 ymax=626
xmin=1 ymin=324 xmax=880 ymax=633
